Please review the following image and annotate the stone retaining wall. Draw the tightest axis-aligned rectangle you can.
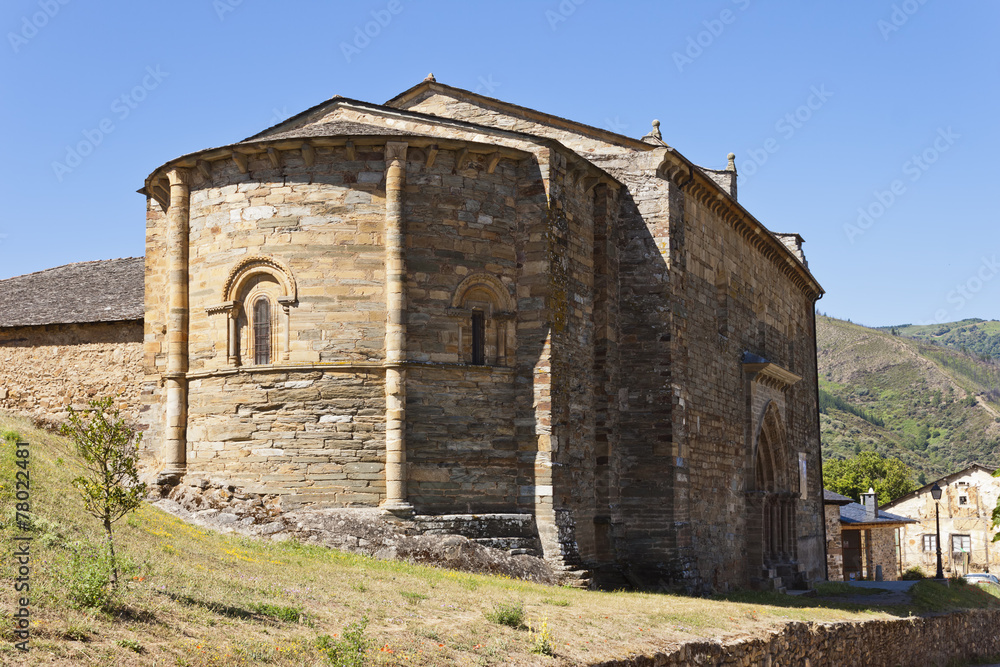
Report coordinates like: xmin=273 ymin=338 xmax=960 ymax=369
xmin=0 ymin=321 xmax=144 ymax=428
xmin=594 ymin=607 xmax=1000 ymax=667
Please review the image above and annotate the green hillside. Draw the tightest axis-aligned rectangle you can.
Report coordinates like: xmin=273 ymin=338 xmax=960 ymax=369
xmin=10 ymin=413 xmax=974 ymax=666
xmin=817 ymin=315 xmax=1000 ymax=480
xmin=878 ymin=318 xmax=1000 ymax=361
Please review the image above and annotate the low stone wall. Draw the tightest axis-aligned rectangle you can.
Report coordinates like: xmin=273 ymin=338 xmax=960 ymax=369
xmin=594 ymin=607 xmax=1000 ymax=667
xmin=0 ymin=321 xmax=144 ymax=428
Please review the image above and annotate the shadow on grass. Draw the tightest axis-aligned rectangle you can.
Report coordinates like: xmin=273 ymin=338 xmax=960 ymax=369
xmin=157 ymin=591 xmax=302 ymax=624
xmin=715 ymin=580 xmax=1000 ymax=618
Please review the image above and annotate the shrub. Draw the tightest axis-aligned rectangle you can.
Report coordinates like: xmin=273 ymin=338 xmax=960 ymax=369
xmin=63 ymin=541 xmax=117 ymax=609
xmin=901 ymin=566 xmax=926 ymax=580
xmin=484 ymin=600 xmax=525 ymax=629
xmin=318 ymin=616 xmax=370 ymax=667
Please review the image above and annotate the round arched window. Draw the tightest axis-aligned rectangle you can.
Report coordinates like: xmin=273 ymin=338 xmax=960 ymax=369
xmin=253 ymin=296 xmax=272 ymax=365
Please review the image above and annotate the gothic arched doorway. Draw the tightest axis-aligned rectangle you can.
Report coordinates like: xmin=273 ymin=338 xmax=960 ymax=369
xmin=746 ymin=401 xmax=800 ymax=587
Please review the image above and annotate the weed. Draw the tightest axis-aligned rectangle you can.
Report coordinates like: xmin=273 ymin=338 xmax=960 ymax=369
xmin=116 ymin=638 xmax=143 ymax=653
xmin=528 ymin=616 xmax=555 ymax=656
xmin=351 ymin=581 xmax=367 ymax=592
xmin=542 ymin=597 xmax=570 ymax=607
xmin=485 ymin=600 xmax=525 ymax=628
xmin=400 ymin=590 xmax=429 ymax=605
xmin=317 ymin=616 xmax=370 ymax=667
xmin=901 ymin=566 xmax=926 ymax=580
xmin=250 ymin=602 xmax=303 ymax=623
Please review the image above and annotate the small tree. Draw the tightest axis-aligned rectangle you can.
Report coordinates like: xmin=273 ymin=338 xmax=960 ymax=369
xmin=61 ymin=396 xmax=147 ymax=587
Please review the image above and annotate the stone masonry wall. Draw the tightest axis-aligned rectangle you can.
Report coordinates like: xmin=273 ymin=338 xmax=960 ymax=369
xmin=825 ymin=504 xmax=844 ymax=581
xmin=868 ymin=526 xmax=901 ymax=581
xmin=890 ymin=468 xmax=1000 ymax=576
xmin=0 ymin=321 xmax=144 ymax=427
xmin=679 ymin=193 xmax=824 ymax=589
xmin=594 ymin=608 xmax=1000 ymax=667
xmin=185 ymin=369 xmax=385 ymax=508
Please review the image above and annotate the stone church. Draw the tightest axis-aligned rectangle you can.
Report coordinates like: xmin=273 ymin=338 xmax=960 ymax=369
xmin=4 ymin=77 xmax=826 ymax=591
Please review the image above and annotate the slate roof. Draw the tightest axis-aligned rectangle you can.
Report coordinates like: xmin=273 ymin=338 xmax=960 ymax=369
xmin=823 ymin=489 xmax=853 ymax=505
xmin=0 ymin=257 xmax=144 ymax=328
xmin=242 ymin=120 xmax=415 ymax=143
xmin=839 ymin=502 xmax=915 ymax=526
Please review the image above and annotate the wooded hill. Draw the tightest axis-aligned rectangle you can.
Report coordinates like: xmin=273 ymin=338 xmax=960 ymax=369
xmin=817 ymin=315 xmax=1000 ymax=480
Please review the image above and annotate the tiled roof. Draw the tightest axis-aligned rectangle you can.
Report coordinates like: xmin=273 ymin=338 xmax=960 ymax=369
xmin=0 ymin=257 xmax=144 ymax=328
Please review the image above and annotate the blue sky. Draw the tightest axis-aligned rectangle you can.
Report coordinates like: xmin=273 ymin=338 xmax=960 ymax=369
xmin=2 ymin=0 xmax=996 ymax=327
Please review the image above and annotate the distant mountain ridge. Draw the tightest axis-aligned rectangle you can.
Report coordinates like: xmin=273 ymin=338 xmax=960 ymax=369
xmin=817 ymin=315 xmax=1000 ymax=480
xmin=877 ymin=318 xmax=1000 ymax=360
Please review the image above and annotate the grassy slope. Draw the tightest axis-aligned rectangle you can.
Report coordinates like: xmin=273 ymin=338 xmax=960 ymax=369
xmin=879 ymin=319 xmax=1000 ymax=361
xmin=817 ymin=316 xmax=1000 ymax=479
xmin=2 ymin=414 xmax=998 ymax=666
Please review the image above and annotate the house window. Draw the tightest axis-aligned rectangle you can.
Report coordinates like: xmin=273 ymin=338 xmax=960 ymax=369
xmin=471 ymin=310 xmax=486 ymax=365
xmin=959 ymin=495 xmax=968 ymax=505
xmin=253 ymin=297 xmax=272 ymax=365
xmin=952 ymin=534 xmax=971 ymax=555
xmin=922 ymin=534 xmax=936 ymax=552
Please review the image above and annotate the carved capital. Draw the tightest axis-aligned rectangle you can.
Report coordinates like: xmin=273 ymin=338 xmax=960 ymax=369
xmin=385 ymin=141 xmax=408 ymax=163
xmin=167 ymin=168 xmax=190 ymax=187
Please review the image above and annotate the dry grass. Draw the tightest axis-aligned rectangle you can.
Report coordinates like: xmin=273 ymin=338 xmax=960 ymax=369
xmin=2 ymin=412 xmax=998 ymax=666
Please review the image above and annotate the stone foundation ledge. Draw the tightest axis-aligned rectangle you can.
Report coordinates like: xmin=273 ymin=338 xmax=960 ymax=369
xmin=590 ymin=608 xmax=1000 ymax=667
xmin=151 ymin=481 xmax=568 ymax=585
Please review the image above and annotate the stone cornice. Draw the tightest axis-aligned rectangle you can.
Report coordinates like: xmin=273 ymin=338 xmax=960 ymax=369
xmin=743 ymin=361 xmax=801 ymax=392
xmin=658 ymin=150 xmax=824 ymax=302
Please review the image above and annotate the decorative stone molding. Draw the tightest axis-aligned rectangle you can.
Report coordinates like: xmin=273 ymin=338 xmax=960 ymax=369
xmin=222 ymin=255 xmax=297 ymax=304
xmin=450 ymin=273 xmax=516 ymax=312
xmin=742 ymin=352 xmax=801 ymax=392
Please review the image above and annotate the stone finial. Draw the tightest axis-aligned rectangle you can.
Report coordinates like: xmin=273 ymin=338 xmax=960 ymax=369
xmin=424 ymin=73 xmax=436 ymax=82
xmin=727 ymin=152 xmax=737 ymax=172
xmin=641 ymin=119 xmax=664 ymax=145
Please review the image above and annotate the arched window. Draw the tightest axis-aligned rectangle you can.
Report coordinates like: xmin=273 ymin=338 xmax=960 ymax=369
xmin=471 ymin=310 xmax=486 ymax=365
xmin=205 ymin=255 xmax=297 ymax=367
xmin=449 ymin=274 xmax=516 ymax=367
xmin=253 ymin=296 xmax=272 ymax=365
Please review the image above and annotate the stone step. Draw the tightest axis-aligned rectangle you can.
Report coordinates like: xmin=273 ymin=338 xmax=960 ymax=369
xmin=473 ymin=536 xmax=542 ymax=556
xmin=415 ymin=513 xmax=537 ymax=539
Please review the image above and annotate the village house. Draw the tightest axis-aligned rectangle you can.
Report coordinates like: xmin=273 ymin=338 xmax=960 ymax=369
xmin=1 ymin=78 xmax=827 ymax=592
xmin=882 ymin=464 xmax=1000 ymax=577
xmin=824 ymin=488 xmax=913 ymax=581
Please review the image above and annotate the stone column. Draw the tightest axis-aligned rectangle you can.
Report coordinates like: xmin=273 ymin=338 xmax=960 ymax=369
xmin=381 ymin=141 xmax=412 ymax=516
xmin=162 ymin=168 xmax=190 ymax=484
